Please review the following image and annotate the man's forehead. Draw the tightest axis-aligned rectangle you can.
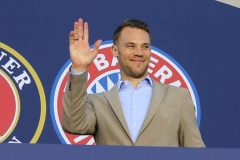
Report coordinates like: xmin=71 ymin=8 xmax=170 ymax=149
xmin=120 ymin=27 xmax=149 ymax=35
xmin=117 ymin=27 xmax=150 ymax=44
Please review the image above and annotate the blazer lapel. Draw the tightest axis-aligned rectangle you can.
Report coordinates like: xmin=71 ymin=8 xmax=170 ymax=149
xmin=139 ymin=80 xmax=168 ymax=135
xmin=103 ymin=85 xmax=131 ymax=139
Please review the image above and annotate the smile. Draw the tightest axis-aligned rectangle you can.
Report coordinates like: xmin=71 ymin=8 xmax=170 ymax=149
xmin=130 ymin=60 xmax=144 ymax=62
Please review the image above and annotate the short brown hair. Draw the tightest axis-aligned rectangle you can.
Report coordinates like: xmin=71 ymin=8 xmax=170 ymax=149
xmin=113 ymin=19 xmax=151 ymax=44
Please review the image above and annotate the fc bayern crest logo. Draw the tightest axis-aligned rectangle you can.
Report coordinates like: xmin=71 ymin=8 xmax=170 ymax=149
xmin=0 ymin=42 xmax=46 ymax=143
xmin=50 ymin=40 xmax=201 ymax=145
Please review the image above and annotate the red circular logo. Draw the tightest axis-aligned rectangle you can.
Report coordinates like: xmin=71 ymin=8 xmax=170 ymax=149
xmin=0 ymin=71 xmax=19 ymax=141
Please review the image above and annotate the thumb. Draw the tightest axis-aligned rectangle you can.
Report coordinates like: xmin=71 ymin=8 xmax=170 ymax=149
xmin=92 ymin=39 xmax=102 ymax=54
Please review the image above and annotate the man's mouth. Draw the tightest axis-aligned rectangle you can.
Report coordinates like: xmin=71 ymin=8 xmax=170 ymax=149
xmin=130 ymin=59 xmax=144 ymax=62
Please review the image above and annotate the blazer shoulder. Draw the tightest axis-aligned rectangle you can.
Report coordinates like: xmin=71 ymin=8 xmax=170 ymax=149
xmin=152 ymin=79 xmax=187 ymax=94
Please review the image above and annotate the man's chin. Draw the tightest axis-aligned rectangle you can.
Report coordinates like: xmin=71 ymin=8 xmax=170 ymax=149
xmin=130 ymin=71 xmax=148 ymax=79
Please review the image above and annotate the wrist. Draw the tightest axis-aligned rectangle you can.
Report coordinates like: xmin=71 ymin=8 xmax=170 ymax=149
xmin=71 ymin=65 xmax=88 ymax=72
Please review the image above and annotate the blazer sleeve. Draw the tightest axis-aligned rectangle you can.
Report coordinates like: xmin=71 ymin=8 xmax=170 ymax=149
xmin=62 ymin=71 xmax=96 ymax=135
xmin=178 ymin=89 xmax=206 ymax=147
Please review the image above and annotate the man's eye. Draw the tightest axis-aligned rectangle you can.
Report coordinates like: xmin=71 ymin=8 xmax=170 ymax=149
xmin=127 ymin=45 xmax=134 ymax=48
xmin=142 ymin=45 xmax=149 ymax=49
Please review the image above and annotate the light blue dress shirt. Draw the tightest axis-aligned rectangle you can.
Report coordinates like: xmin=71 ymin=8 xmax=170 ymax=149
xmin=71 ymin=68 xmax=153 ymax=143
xmin=117 ymin=76 xmax=153 ymax=143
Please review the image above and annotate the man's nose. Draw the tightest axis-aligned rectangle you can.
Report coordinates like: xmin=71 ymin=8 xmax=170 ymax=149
xmin=134 ymin=48 xmax=144 ymax=56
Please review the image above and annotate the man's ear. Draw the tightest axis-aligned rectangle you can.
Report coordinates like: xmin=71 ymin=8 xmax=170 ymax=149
xmin=111 ymin=45 xmax=118 ymax=58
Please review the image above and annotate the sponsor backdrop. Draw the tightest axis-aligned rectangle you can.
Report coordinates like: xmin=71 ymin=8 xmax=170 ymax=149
xmin=1 ymin=0 xmax=240 ymax=148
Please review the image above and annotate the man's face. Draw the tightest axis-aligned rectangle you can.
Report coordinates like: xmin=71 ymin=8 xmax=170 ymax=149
xmin=112 ymin=27 xmax=151 ymax=80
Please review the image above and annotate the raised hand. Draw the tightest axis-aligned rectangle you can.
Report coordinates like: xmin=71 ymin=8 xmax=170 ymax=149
xmin=69 ymin=18 xmax=102 ymax=72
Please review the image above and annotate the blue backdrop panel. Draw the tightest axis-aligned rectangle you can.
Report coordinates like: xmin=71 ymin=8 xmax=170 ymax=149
xmin=1 ymin=0 xmax=240 ymax=148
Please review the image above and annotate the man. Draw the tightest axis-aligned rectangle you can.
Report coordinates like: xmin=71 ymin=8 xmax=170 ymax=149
xmin=62 ymin=18 xmax=205 ymax=147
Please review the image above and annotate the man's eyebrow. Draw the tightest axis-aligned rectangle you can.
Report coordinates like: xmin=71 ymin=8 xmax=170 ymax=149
xmin=124 ymin=42 xmax=135 ymax=45
xmin=142 ymin=43 xmax=150 ymax=46
xmin=124 ymin=42 xmax=150 ymax=45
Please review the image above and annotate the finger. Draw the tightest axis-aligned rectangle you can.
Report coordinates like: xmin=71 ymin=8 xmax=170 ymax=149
xmin=73 ymin=22 xmax=79 ymax=40
xmin=69 ymin=31 xmax=74 ymax=45
xmin=92 ymin=39 xmax=102 ymax=54
xmin=78 ymin=18 xmax=83 ymax=39
xmin=83 ymin=22 xmax=89 ymax=40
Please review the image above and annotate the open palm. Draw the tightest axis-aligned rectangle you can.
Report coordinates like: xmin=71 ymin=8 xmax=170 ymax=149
xmin=69 ymin=18 xmax=102 ymax=72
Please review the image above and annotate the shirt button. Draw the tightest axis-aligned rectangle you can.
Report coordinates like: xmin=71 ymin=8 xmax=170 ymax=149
xmin=134 ymin=106 xmax=137 ymax=108
xmin=134 ymin=92 xmax=137 ymax=94
xmin=134 ymin=123 xmax=136 ymax=126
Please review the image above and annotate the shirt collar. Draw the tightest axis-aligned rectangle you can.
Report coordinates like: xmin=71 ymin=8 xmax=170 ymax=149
xmin=117 ymin=75 xmax=153 ymax=91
